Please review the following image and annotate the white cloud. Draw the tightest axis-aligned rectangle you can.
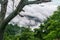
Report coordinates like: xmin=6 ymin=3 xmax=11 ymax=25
xmin=5 ymin=0 xmax=59 ymax=29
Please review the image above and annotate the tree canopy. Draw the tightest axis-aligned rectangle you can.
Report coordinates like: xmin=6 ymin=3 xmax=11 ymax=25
xmin=4 ymin=6 xmax=60 ymax=40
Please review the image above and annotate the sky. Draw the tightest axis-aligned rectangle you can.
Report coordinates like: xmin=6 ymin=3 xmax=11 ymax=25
xmin=54 ymin=0 xmax=60 ymax=5
xmin=5 ymin=0 xmax=60 ymax=29
xmin=47 ymin=0 xmax=60 ymax=5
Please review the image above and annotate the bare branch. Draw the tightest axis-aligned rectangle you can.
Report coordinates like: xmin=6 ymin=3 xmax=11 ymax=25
xmin=0 ymin=0 xmax=25 ymax=30
xmin=19 ymin=14 xmax=24 ymax=17
xmin=27 ymin=1 xmax=42 ymax=5
xmin=26 ymin=0 xmax=51 ymax=5
xmin=0 ymin=0 xmax=51 ymax=30
xmin=0 ymin=0 xmax=8 ymax=22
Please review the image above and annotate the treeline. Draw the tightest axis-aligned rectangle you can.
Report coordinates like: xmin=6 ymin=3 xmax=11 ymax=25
xmin=4 ymin=6 xmax=60 ymax=40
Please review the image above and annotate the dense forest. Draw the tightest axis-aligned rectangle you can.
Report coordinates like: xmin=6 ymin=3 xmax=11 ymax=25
xmin=4 ymin=6 xmax=60 ymax=40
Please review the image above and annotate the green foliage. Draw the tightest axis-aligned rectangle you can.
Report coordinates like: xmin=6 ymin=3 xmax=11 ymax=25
xmin=4 ymin=24 xmax=20 ymax=40
xmin=5 ymin=24 xmax=20 ymax=35
xmin=41 ymin=6 xmax=60 ymax=40
xmin=4 ymin=6 xmax=60 ymax=40
xmin=33 ymin=6 xmax=60 ymax=40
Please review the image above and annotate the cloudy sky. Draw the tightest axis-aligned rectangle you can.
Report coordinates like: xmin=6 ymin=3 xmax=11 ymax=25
xmin=6 ymin=0 xmax=60 ymax=28
xmin=53 ymin=0 xmax=60 ymax=4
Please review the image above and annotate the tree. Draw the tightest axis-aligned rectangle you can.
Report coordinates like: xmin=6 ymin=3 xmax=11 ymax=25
xmin=0 ymin=0 xmax=51 ymax=40
xmin=4 ymin=6 xmax=60 ymax=40
xmin=4 ymin=24 xmax=20 ymax=40
xmin=43 ymin=6 xmax=60 ymax=40
xmin=34 ymin=6 xmax=60 ymax=40
xmin=5 ymin=24 xmax=20 ymax=35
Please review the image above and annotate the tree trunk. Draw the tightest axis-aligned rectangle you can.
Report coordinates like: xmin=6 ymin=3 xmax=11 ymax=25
xmin=0 ymin=0 xmax=25 ymax=40
xmin=0 ymin=0 xmax=8 ymax=40
xmin=0 ymin=29 xmax=4 ymax=40
xmin=0 ymin=0 xmax=45 ymax=40
xmin=0 ymin=32 xmax=4 ymax=40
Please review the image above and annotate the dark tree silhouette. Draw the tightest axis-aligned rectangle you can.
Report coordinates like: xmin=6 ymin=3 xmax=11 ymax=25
xmin=0 ymin=0 xmax=51 ymax=40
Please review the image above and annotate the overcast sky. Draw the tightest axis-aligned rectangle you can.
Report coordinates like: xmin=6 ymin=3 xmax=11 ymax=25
xmin=47 ymin=0 xmax=60 ymax=5
xmin=6 ymin=0 xmax=60 ymax=28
